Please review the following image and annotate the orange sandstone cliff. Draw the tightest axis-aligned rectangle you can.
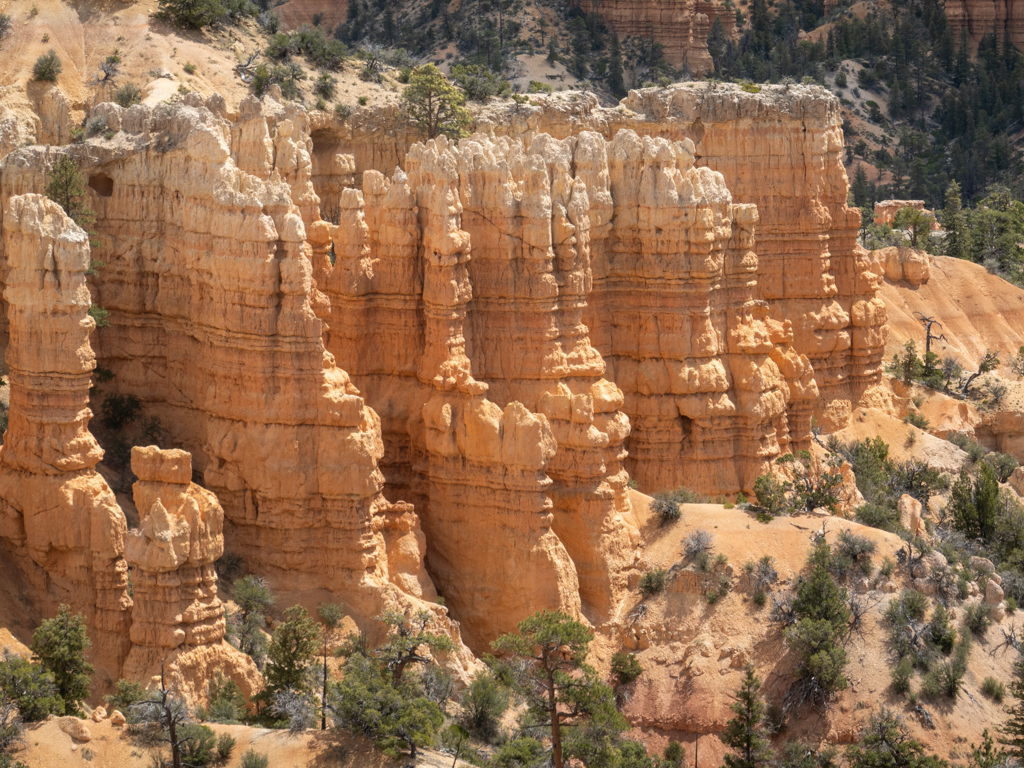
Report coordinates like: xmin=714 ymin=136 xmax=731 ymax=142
xmin=0 ymin=83 xmax=892 ymax=669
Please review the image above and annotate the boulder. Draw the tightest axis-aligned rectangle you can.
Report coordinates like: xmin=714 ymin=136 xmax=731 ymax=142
xmin=109 ymin=710 xmax=126 ymax=726
xmin=58 ymin=717 xmax=92 ymax=742
xmin=898 ymin=494 xmax=923 ymax=537
xmin=986 ymin=579 xmax=1005 ymax=605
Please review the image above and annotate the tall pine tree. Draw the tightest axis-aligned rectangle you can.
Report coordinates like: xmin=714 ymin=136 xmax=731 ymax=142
xmin=720 ymin=664 xmax=774 ymax=768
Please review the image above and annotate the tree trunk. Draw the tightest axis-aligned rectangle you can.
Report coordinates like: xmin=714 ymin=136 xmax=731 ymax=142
xmin=547 ymin=666 xmax=562 ymax=768
xmin=321 ymin=648 xmax=328 ymax=730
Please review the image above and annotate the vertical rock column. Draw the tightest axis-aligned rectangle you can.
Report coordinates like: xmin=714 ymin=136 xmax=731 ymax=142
xmin=0 ymin=193 xmax=131 ymax=673
xmin=408 ymin=137 xmax=582 ymax=652
xmin=123 ymin=446 xmax=259 ymax=704
xmin=584 ymin=131 xmax=800 ymax=494
xmin=452 ymin=133 xmax=638 ymax=621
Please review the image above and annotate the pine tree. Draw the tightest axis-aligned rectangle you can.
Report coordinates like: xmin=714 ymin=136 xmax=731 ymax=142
xmin=720 ymin=664 xmax=774 ymax=768
xmin=492 ymin=610 xmax=626 ymax=768
xmin=30 ymin=605 xmax=94 ymax=715
xmin=851 ymin=164 xmax=870 ymax=208
xmin=942 ymin=181 xmax=968 ymax=260
xmin=607 ymin=32 xmax=626 ymax=98
xmin=263 ymin=605 xmax=319 ymax=700
xmin=317 ymin=603 xmax=345 ymax=730
xmin=402 ymin=65 xmax=471 ymax=140
xmin=707 ymin=17 xmax=727 ymax=74
xmin=45 ymin=156 xmax=93 ymax=227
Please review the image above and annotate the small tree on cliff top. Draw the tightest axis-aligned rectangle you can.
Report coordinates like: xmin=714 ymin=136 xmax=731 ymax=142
xmin=402 ymin=64 xmax=471 ymax=140
xmin=45 ymin=156 xmax=93 ymax=228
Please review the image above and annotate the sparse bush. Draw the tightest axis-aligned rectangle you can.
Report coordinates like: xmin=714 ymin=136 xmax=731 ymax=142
xmin=652 ymin=491 xmax=681 ymax=525
xmin=964 ymin=601 xmax=993 ymax=635
xmin=610 ymin=652 xmax=643 ymax=685
xmin=33 ymin=50 xmax=62 ymax=82
xmin=683 ymin=529 xmax=714 ymax=558
xmin=879 ymin=557 xmax=895 ymax=578
xmin=982 ymin=676 xmax=1006 ymax=702
xmin=183 ymin=62 xmax=197 ymax=75
xmin=928 ymin=604 xmax=957 ymax=655
xmin=949 ymin=431 xmax=988 ymax=463
xmin=113 ymin=82 xmax=142 ymax=108
xmin=105 ymin=678 xmax=146 ymax=715
xmin=358 ymin=95 xmax=368 ymax=106
xmin=905 ymin=411 xmax=929 ymax=430
xmin=216 ymin=732 xmax=236 ymax=761
xmin=334 ymin=102 xmax=351 ymax=119
xmin=313 ymin=73 xmax=336 ymax=100
xmin=529 ymin=80 xmax=553 ymax=94
xmin=855 ymin=502 xmax=901 ymax=532
xmin=0 ymin=14 xmax=12 ymax=42
xmin=639 ymin=568 xmax=668 ymax=597
xmin=890 ymin=657 xmax=913 ymax=695
xmin=836 ymin=529 xmax=877 ymax=563
xmin=240 ymin=750 xmax=269 ymax=768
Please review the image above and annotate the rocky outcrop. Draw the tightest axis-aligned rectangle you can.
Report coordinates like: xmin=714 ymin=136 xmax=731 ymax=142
xmin=123 ymin=446 xmax=260 ymax=705
xmin=0 ymin=193 xmax=131 ymax=675
xmin=578 ymin=0 xmax=735 ymax=74
xmin=946 ymin=0 xmax=1024 ymax=50
xmin=0 ymin=99 xmax=475 ymax=674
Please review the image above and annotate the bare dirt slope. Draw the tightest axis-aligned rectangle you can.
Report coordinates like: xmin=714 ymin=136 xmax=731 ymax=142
xmin=10 ymin=717 xmax=476 ymax=768
xmin=615 ymin=492 xmax=1018 ymax=764
xmin=881 ymin=255 xmax=1024 ymax=369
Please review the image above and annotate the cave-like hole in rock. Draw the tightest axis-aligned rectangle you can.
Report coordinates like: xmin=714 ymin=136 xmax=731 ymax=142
xmin=89 ymin=173 xmax=114 ymax=197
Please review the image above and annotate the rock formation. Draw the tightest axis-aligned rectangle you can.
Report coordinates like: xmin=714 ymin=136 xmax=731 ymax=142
xmin=945 ymin=0 xmax=1024 ymax=50
xmin=577 ymin=0 xmax=736 ymax=73
xmin=0 ymin=99 xmax=475 ymax=674
xmin=123 ymin=446 xmax=260 ymax=704
xmin=0 ymin=193 xmax=131 ymax=676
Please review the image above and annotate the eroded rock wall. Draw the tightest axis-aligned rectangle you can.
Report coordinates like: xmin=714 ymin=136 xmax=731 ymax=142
xmin=577 ymin=0 xmax=735 ymax=73
xmin=946 ymin=0 xmax=1024 ymax=49
xmin=0 ymin=100 xmax=474 ymax=672
xmin=0 ymin=193 xmax=131 ymax=677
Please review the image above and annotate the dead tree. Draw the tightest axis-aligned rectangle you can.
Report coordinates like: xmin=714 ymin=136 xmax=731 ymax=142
xmin=913 ymin=312 xmax=947 ymax=356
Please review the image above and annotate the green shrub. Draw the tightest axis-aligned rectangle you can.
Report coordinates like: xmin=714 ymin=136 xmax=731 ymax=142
xmin=639 ymin=568 xmax=668 ymax=597
xmin=178 ymin=724 xmax=217 ymax=767
xmin=528 ymin=80 xmax=553 ymax=94
xmin=0 ymin=652 xmax=63 ymax=721
xmin=183 ymin=61 xmax=197 ymax=74
xmin=964 ymin=601 xmax=993 ymax=635
xmin=240 ymin=750 xmax=270 ymax=768
xmin=113 ymin=82 xmax=142 ymax=108
xmin=216 ymin=732 xmax=236 ymax=761
xmin=927 ymin=604 xmax=956 ymax=654
xmin=1007 ymin=596 xmax=1019 ymax=613
xmin=450 ymin=63 xmax=511 ymax=101
xmin=984 ymin=452 xmax=1019 ymax=482
xmin=157 ymin=0 xmax=225 ymax=29
xmin=752 ymin=590 xmax=767 ymax=607
xmin=610 ymin=652 xmax=643 ymax=685
xmin=982 ymin=676 xmax=1006 ymax=702
xmin=101 ymin=393 xmax=142 ymax=431
xmin=879 ymin=557 xmax=895 ymax=578
xmin=890 ymin=657 xmax=914 ymax=695
xmin=459 ymin=670 xmax=508 ymax=740
xmin=334 ymin=102 xmax=352 ymax=119
xmin=33 ymin=50 xmax=62 ymax=82
xmin=836 ymin=529 xmax=876 ymax=563
xmin=358 ymin=95 xmax=368 ymax=105
xmin=104 ymin=678 xmax=146 ymax=714
xmin=905 ymin=411 xmax=929 ymax=429
xmin=753 ymin=473 xmax=788 ymax=517
xmin=313 ymin=72 xmax=336 ymax=99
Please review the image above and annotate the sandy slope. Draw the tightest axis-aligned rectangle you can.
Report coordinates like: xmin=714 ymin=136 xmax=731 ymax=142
xmin=882 ymin=255 xmax=1024 ymax=369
